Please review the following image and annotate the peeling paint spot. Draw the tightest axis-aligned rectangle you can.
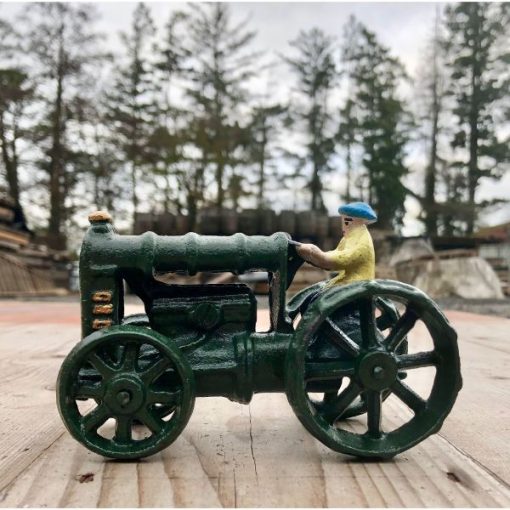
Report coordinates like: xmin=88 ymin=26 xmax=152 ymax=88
xmin=92 ymin=319 xmax=113 ymax=329
xmin=93 ymin=304 xmax=113 ymax=314
xmin=92 ymin=291 xmax=112 ymax=303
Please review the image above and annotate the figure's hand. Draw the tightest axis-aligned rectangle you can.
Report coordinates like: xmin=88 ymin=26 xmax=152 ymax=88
xmin=296 ymin=243 xmax=319 ymax=261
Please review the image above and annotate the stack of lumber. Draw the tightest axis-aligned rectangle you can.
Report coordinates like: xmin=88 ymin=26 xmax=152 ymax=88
xmin=0 ymin=252 xmax=56 ymax=295
xmin=0 ymin=193 xmax=70 ymax=296
xmin=485 ymin=257 xmax=510 ymax=296
xmin=0 ymin=226 xmax=30 ymax=248
xmin=0 ymin=195 xmax=30 ymax=249
xmin=479 ymin=243 xmax=510 ymax=296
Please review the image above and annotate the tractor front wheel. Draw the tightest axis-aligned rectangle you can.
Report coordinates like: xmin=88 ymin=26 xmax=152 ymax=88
xmin=57 ymin=325 xmax=195 ymax=459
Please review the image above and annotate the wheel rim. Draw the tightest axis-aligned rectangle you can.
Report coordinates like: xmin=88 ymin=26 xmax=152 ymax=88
xmin=332 ymin=296 xmax=406 ymax=419
xmin=286 ymin=280 xmax=462 ymax=458
xmin=57 ymin=325 xmax=195 ymax=459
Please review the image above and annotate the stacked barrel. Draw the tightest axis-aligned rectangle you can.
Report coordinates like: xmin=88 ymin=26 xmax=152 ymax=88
xmin=135 ymin=209 xmax=341 ymax=249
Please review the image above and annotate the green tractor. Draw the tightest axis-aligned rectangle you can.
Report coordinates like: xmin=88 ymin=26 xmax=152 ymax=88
xmin=57 ymin=211 xmax=462 ymax=460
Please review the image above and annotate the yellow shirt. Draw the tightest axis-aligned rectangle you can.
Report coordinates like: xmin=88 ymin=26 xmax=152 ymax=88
xmin=324 ymin=225 xmax=375 ymax=287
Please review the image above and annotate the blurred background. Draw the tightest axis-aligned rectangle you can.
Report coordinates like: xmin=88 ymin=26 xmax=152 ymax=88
xmin=0 ymin=1 xmax=508 ymax=309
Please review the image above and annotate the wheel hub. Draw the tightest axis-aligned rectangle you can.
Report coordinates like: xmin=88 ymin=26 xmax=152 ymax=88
xmin=357 ymin=351 xmax=398 ymax=391
xmin=104 ymin=374 xmax=145 ymax=415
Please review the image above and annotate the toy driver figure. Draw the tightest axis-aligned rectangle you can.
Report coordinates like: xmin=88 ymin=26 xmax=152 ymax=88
xmin=289 ymin=202 xmax=377 ymax=344
xmin=292 ymin=201 xmax=378 ymax=407
xmin=294 ymin=201 xmax=378 ymax=314
xmin=290 ymin=200 xmax=378 ymax=375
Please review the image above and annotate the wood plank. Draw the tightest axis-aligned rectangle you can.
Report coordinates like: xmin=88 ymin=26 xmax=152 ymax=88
xmin=0 ymin=302 xmax=146 ymax=493
xmin=434 ymin=311 xmax=510 ymax=485
xmin=0 ymin=301 xmax=144 ymax=326
xmin=0 ymin=324 xmax=76 ymax=492
xmin=0 ymin=228 xmax=30 ymax=246
xmin=0 ymin=302 xmax=509 ymax=507
xmin=2 ymin=392 xmax=509 ymax=508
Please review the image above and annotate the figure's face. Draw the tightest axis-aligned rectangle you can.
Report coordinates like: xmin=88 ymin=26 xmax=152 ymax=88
xmin=341 ymin=216 xmax=365 ymax=235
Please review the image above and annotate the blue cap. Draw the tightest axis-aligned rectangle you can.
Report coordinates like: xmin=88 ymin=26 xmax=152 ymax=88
xmin=338 ymin=202 xmax=377 ymax=223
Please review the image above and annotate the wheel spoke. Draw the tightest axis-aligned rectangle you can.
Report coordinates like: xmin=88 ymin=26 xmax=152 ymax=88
xmin=136 ymin=408 xmax=164 ymax=434
xmin=121 ymin=342 xmax=140 ymax=372
xmin=115 ymin=416 xmax=132 ymax=443
xmin=358 ymin=298 xmax=378 ymax=349
xmin=321 ymin=380 xmax=362 ymax=423
xmin=88 ymin=353 xmax=117 ymax=379
xmin=366 ymin=390 xmax=382 ymax=438
xmin=385 ymin=308 xmax=419 ymax=352
xmin=322 ymin=318 xmax=360 ymax=357
xmin=147 ymin=389 xmax=181 ymax=406
xmin=375 ymin=297 xmax=398 ymax=331
xmin=391 ymin=380 xmax=427 ymax=414
xmin=305 ymin=361 xmax=355 ymax=381
xmin=81 ymin=403 xmax=110 ymax=433
xmin=140 ymin=357 xmax=171 ymax=384
xmin=376 ymin=314 xmax=393 ymax=331
xmin=74 ymin=382 xmax=103 ymax=400
xmin=397 ymin=351 xmax=438 ymax=370
xmin=323 ymin=390 xmax=341 ymax=405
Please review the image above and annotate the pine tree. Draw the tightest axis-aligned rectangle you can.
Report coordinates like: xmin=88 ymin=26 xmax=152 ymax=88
xmin=337 ymin=20 xmax=362 ymax=203
xmin=0 ymin=69 xmax=33 ymax=207
xmin=247 ymin=102 xmax=288 ymax=209
xmin=336 ymin=98 xmax=358 ymax=202
xmin=150 ymin=9 xmax=189 ymax=214
xmin=177 ymin=115 xmax=209 ymax=230
xmin=224 ymin=121 xmax=252 ymax=211
xmin=410 ymin=7 xmax=451 ymax=237
xmin=284 ymin=28 xmax=338 ymax=212
xmin=183 ymin=2 xmax=258 ymax=212
xmin=106 ymin=2 xmax=157 ymax=229
xmin=23 ymin=3 xmax=108 ymax=249
xmin=443 ymin=2 xmax=510 ymax=234
xmin=421 ymin=10 xmax=445 ymax=237
xmin=83 ymin=101 xmax=124 ymax=213
xmin=0 ymin=19 xmax=33 ymax=207
xmin=342 ymin=17 xmax=411 ymax=230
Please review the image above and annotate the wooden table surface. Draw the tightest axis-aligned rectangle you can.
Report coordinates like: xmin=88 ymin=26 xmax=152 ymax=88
xmin=0 ymin=300 xmax=509 ymax=508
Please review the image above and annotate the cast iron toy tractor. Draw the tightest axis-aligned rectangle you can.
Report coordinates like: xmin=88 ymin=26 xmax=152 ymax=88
xmin=56 ymin=211 xmax=462 ymax=460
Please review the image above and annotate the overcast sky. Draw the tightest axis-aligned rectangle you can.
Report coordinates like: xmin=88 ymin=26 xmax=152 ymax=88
xmin=1 ymin=1 xmax=509 ymax=233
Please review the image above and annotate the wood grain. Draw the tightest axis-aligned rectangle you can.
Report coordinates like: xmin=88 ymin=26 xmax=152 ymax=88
xmin=0 ymin=302 xmax=509 ymax=507
xmin=437 ymin=311 xmax=510 ymax=485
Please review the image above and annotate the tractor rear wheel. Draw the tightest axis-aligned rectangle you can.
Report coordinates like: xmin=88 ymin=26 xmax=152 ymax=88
xmin=323 ymin=296 xmax=408 ymax=420
xmin=285 ymin=280 xmax=462 ymax=458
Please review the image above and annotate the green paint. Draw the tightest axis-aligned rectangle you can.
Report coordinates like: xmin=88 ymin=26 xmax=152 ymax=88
xmin=57 ymin=213 xmax=462 ymax=460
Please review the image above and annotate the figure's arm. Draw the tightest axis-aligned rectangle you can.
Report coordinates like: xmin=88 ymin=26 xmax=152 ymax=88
xmin=297 ymin=229 xmax=369 ymax=271
xmin=296 ymin=243 xmax=339 ymax=270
